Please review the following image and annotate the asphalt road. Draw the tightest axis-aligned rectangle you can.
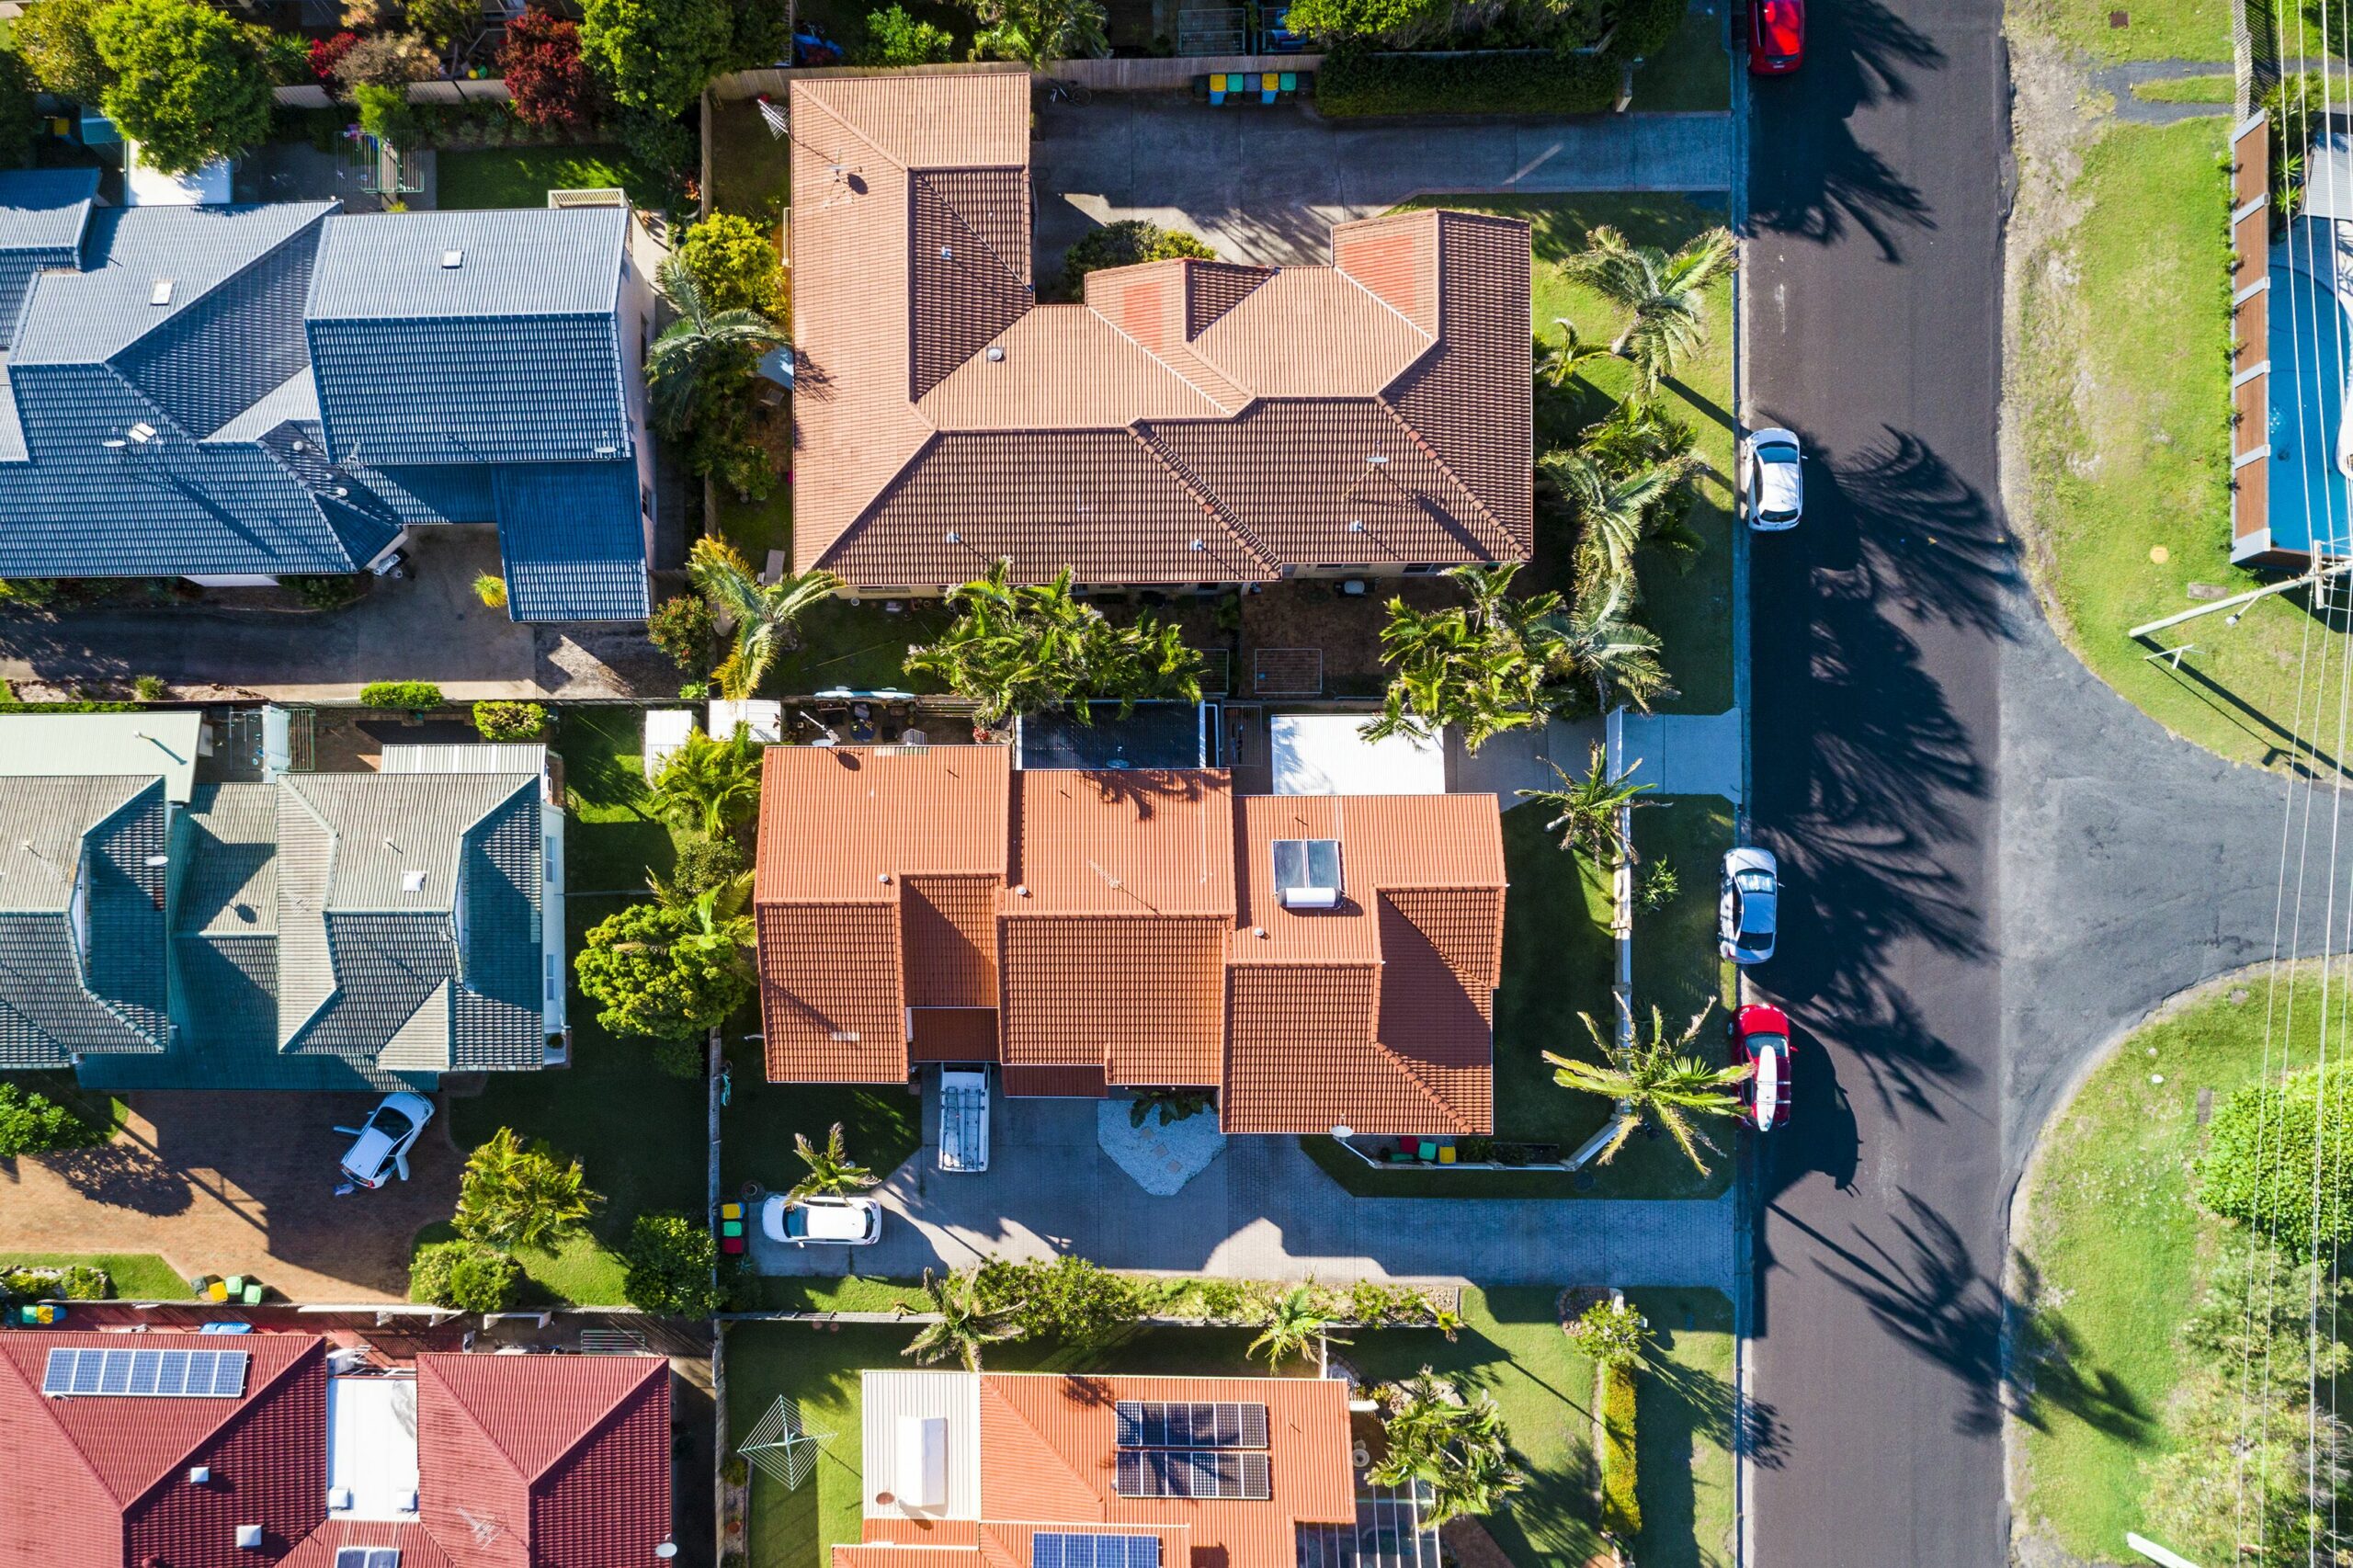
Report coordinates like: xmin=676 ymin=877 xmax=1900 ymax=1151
xmin=1743 ymin=0 xmax=2018 ymax=1559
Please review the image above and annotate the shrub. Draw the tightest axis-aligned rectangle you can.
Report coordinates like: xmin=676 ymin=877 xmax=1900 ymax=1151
xmin=1598 ymin=1361 xmax=1640 ymax=1538
xmin=1282 ymin=0 xmax=1450 ymax=42
xmin=309 ymin=29 xmax=358 ymax=82
xmin=1196 ymin=1278 xmax=1248 ymax=1320
xmin=617 ymin=103 xmax=695 ymax=183
xmin=454 ymin=1127 xmax=601 ymax=1251
xmin=410 ymin=1239 xmax=521 ymax=1310
xmin=975 ymin=1256 xmax=1145 ymax=1343
xmin=2197 ymin=1062 xmax=2353 ymax=1258
xmin=0 ymin=1263 xmax=111 ymax=1300
xmin=575 ymin=900 xmax=755 ymax=1040
xmin=1061 ymin=218 xmax=1215 ymax=295
xmin=92 ymin=0 xmax=275 ymax=175
xmin=966 ymin=0 xmax=1106 ymax=64
xmin=0 ymin=578 xmax=62 ymax=607
xmin=473 ymin=700 xmax=549 ymax=740
xmin=679 ymin=680 xmax=710 ymax=700
xmin=473 ymin=572 xmax=509 ymax=609
xmin=334 ymin=28 xmax=437 ymax=86
xmin=1636 ymin=858 xmax=1679 ymax=912
xmin=621 ymin=1212 xmax=728 ymax=1314
xmin=648 ymin=594 xmax=716 ymax=673
xmin=360 ymin=680 xmax=444 ymax=710
xmin=351 ymin=80 xmax=418 ymax=144
xmin=1566 ymin=1297 xmax=1650 ymax=1368
xmin=855 ymin=4 xmax=955 ymax=62
xmin=674 ymin=212 xmax=783 ymax=316
xmin=17 ymin=0 xmax=114 ymax=103
xmin=1314 ymin=48 xmax=1618 ymax=116
xmin=500 ymin=7 xmax=608 ymax=129
xmin=1605 ymin=0 xmax=1685 ymax=58
xmin=284 ymin=574 xmax=366 ymax=610
xmin=131 ymin=674 xmax=166 ymax=702
xmin=0 ymin=1083 xmax=108 ymax=1156
xmin=670 ymin=833 xmax=747 ymax=896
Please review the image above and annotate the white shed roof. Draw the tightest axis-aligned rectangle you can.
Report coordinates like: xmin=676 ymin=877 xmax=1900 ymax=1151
xmin=644 ymin=709 xmax=695 ymax=780
xmin=861 ymin=1370 xmax=982 ymax=1522
xmin=1269 ymin=712 xmax=1447 ymax=795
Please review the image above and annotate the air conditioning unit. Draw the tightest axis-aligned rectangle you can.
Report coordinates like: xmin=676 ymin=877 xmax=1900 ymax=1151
xmin=328 ymin=1486 xmax=354 ymax=1511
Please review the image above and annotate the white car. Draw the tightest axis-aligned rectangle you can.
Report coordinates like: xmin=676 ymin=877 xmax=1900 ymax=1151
xmin=1719 ymin=846 xmax=1779 ymax=965
xmin=1743 ymin=428 xmax=1804 ymax=530
xmin=762 ymin=1194 xmax=883 ymax=1246
xmin=335 ymin=1093 xmax=434 ymax=1189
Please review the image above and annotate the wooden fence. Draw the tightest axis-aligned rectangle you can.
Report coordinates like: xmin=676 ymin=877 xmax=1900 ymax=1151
xmin=2231 ymin=109 xmax=2279 ymax=565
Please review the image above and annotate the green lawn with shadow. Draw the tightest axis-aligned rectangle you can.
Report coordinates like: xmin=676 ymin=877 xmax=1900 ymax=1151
xmin=1631 ymin=6 xmax=1733 ymax=110
xmin=435 ymin=144 xmax=665 ymax=210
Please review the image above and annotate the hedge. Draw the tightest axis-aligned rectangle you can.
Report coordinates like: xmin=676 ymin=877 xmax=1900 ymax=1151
xmin=1315 ymin=48 xmax=1619 ymax=116
xmin=1607 ymin=0 xmax=1687 ymax=58
xmin=1 ymin=1264 xmax=110 ymax=1301
xmin=360 ymin=681 xmax=445 ymax=710
xmin=2197 ymin=1062 xmax=2353 ymax=1258
xmin=473 ymin=700 xmax=550 ymax=741
xmin=1598 ymin=1360 xmax=1641 ymax=1540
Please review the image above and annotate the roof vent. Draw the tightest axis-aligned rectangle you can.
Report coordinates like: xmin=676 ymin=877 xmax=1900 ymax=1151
xmin=1272 ymin=838 xmax=1343 ymax=911
xmin=1013 ymin=883 xmax=1029 ymax=898
xmin=401 ymin=870 xmax=427 ymax=894
xmin=939 ymin=245 xmax=953 ymax=260
xmin=188 ymin=1466 xmax=210 ymax=1486
xmin=236 ymin=1525 xmax=264 ymax=1551
xmin=327 ymin=1485 xmax=353 ymax=1511
xmin=985 ymin=346 xmax=1005 ymax=362
xmin=149 ymin=278 xmax=174 ymax=306
xmin=440 ymin=248 xmax=463 ymax=269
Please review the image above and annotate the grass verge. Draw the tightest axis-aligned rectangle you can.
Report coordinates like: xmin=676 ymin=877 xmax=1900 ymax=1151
xmin=0 ymin=1252 xmax=194 ymax=1301
xmin=435 ymin=144 xmax=664 ymax=210
xmin=2011 ymin=969 xmax=2319 ymax=1560
xmin=2031 ymin=0 xmax=2229 ymax=61
xmin=1632 ymin=6 xmax=1733 ymax=110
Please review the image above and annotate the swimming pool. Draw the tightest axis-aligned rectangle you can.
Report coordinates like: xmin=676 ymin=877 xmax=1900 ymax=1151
xmin=2268 ymin=256 xmax=2353 ymax=557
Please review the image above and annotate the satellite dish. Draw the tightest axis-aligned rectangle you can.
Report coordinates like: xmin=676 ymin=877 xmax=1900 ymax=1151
xmin=1331 ymin=1125 xmax=1354 ymax=1140
xmin=654 ymin=1546 xmax=679 ymax=1561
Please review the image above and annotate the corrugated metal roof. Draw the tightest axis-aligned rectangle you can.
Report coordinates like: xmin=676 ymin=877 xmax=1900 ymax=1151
xmin=0 ymin=712 xmax=202 ymax=801
xmin=306 ymin=207 xmax=626 ymax=321
xmin=862 ymin=1370 xmax=985 ymax=1523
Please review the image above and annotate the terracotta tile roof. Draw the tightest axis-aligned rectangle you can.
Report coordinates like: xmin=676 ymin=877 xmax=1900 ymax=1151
xmin=973 ymin=1374 xmax=1354 ymax=1568
xmin=754 ymin=746 xmax=1503 ymax=1130
xmin=787 ymin=73 xmax=1530 ymax=587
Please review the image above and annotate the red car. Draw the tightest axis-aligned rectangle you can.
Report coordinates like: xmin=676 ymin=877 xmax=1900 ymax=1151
xmin=1730 ymin=1003 xmax=1793 ymax=1131
xmin=1748 ymin=0 xmax=1804 ymax=74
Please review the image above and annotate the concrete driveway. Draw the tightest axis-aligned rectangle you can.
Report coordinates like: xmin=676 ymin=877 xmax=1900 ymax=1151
xmin=1031 ymin=98 xmax=1734 ymax=269
xmin=747 ymin=1081 xmax=1733 ymax=1287
xmin=0 ymin=1090 xmax=460 ymax=1302
xmin=0 ymin=526 xmax=670 ymax=701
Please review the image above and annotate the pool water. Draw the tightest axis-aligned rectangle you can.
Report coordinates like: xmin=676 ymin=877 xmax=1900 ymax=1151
xmin=2269 ymin=257 xmax=2353 ymax=557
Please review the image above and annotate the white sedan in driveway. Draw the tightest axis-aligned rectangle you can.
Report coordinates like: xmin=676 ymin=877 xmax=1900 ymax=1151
xmin=1743 ymin=428 xmax=1804 ymax=530
xmin=762 ymin=1194 xmax=883 ymax=1245
xmin=335 ymin=1093 xmax=434 ymax=1189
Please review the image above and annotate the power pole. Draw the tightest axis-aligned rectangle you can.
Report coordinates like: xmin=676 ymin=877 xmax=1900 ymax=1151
xmin=2125 ymin=558 xmax=2353 ymax=642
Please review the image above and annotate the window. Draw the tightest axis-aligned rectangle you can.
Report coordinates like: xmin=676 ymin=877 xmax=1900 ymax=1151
xmin=1271 ymin=839 xmax=1343 ymax=910
xmin=42 ymin=1347 xmax=248 ymax=1399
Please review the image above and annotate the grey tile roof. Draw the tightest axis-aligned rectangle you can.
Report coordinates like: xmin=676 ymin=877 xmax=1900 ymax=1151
xmin=306 ymin=312 xmax=631 ymax=468
xmin=0 ymin=777 xmax=170 ymax=1065
xmin=304 ymin=207 xmax=625 ymax=321
xmin=0 ymin=170 xmax=97 ymax=353
xmin=450 ymin=784 xmax=547 ymax=1069
xmin=201 ymin=367 xmax=317 ymax=444
xmin=496 ymin=462 xmax=651 ymax=621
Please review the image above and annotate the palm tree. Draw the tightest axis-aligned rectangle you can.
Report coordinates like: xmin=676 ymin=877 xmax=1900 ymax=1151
xmin=1515 ymin=742 xmax=1653 ymax=866
xmin=649 ymin=726 xmax=762 ymax=836
xmin=1248 ymin=1285 xmax=1351 ymax=1374
xmin=688 ymin=538 xmax=843 ymax=700
xmin=646 ymin=260 xmax=783 ymax=437
xmin=789 ymin=1121 xmax=881 ymax=1199
xmin=1557 ymin=577 xmax=1672 ymax=714
xmin=904 ymin=559 xmax=1202 ymax=726
xmin=452 ymin=1127 xmax=602 ymax=1251
xmin=1537 ymin=316 xmax=1612 ymax=389
xmin=1370 ymin=1369 xmax=1526 ymax=1528
xmin=903 ymin=1267 xmax=1026 ymax=1371
xmin=1361 ymin=562 xmax=1573 ymax=753
xmin=1540 ymin=448 xmax=1699 ymax=599
xmin=1546 ymin=999 xmax=1751 ymax=1174
xmin=1564 ymin=225 xmax=1738 ymax=395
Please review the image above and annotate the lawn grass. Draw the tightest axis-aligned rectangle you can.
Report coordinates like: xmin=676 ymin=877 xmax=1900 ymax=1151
xmin=1403 ymin=193 xmax=1737 ymax=715
xmin=556 ymin=707 xmax=684 ymax=892
xmin=2013 ymin=116 xmax=2332 ymax=771
xmin=1630 ymin=1288 xmax=1737 ymax=1568
xmin=2131 ymin=71 xmax=2236 ymax=101
xmin=2011 ymin=969 xmax=2322 ymax=1561
xmin=2031 ymin=0 xmax=2231 ymax=62
xmin=727 ymin=1285 xmax=1733 ymax=1568
xmin=710 ymin=98 xmax=792 ymax=228
xmin=1631 ymin=797 xmax=1737 ymax=1028
xmin=0 ymin=1252 xmax=194 ymax=1301
xmin=720 ymin=1030 xmax=923 ymax=1205
xmin=434 ymin=144 xmax=665 ymax=210
xmin=1631 ymin=5 xmax=1733 ymax=111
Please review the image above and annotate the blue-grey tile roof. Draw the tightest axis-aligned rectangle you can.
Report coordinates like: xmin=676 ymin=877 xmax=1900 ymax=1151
xmin=0 ymin=776 xmax=170 ymax=1068
xmin=305 ymin=207 xmax=626 ymax=320
xmin=0 ymin=168 xmax=97 ymax=352
xmin=497 ymin=462 xmax=651 ymax=621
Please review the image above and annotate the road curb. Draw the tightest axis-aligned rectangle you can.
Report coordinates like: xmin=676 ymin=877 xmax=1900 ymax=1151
xmin=1727 ymin=22 xmax=1756 ymax=1568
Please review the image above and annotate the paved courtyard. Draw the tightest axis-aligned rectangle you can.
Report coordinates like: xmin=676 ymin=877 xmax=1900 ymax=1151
xmin=746 ymin=1083 xmax=1735 ymax=1288
xmin=0 ymin=1091 xmax=460 ymax=1302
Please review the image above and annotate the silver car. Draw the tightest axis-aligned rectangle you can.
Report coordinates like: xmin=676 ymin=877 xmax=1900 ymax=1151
xmin=1743 ymin=428 xmax=1804 ymax=531
xmin=335 ymin=1093 xmax=434 ymax=1189
xmin=1719 ymin=846 xmax=1779 ymax=964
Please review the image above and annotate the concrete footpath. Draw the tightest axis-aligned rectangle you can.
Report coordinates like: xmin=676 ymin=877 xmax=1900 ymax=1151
xmin=1032 ymin=98 xmax=1735 ymax=267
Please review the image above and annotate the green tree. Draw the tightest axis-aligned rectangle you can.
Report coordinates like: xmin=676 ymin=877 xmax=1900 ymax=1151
xmin=1363 ymin=562 xmax=1568 ymax=752
xmin=409 ymin=1240 xmax=520 ymax=1310
xmin=1060 ymin=218 xmax=1215 ymax=296
xmin=621 ymin=1212 xmax=730 ymax=1315
xmin=646 ymin=260 xmax=781 ymax=437
xmin=856 ymin=4 xmax=955 ymax=63
xmin=649 ymin=725 xmax=762 ymax=836
xmin=1371 ymin=1369 xmax=1526 ymax=1528
xmin=1540 ymin=447 xmax=1698 ymax=598
xmin=975 ymin=1256 xmax=1145 ymax=1344
xmin=789 ymin=1121 xmax=881 ymax=1199
xmin=1555 ymin=576 xmax=1671 ymax=713
xmin=688 ymin=538 xmax=843 ymax=699
xmin=1536 ymin=316 xmax=1610 ymax=389
xmin=405 ymin=0 xmax=481 ymax=50
xmin=1281 ymin=0 xmax=1451 ymax=42
xmin=1514 ymin=741 xmax=1652 ymax=867
xmin=1248 ymin=1284 xmax=1350 ymax=1373
xmin=1563 ymin=1297 xmax=1650 ymax=1368
xmin=647 ymin=593 xmax=717 ymax=673
xmin=580 ymin=0 xmax=733 ymax=116
xmin=2196 ymin=1062 xmax=2353 ymax=1258
xmin=0 ymin=51 xmax=40 ymax=169
xmin=1563 ymin=224 xmax=1737 ymax=396
xmin=0 ymin=1083 xmax=107 ymax=1156
xmin=452 ymin=1127 xmax=601 ymax=1251
xmin=574 ymin=896 xmax=755 ymax=1040
xmin=661 ymin=833 xmax=749 ymax=901
xmin=904 ymin=559 xmax=1203 ymax=726
xmin=1546 ymin=1000 xmax=1750 ymax=1174
xmin=674 ymin=211 xmax=783 ymax=315
xmin=904 ymin=1267 xmax=1026 ymax=1371
xmin=16 ymin=0 xmax=113 ymax=102
xmin=964 ymin=0 xmax=1106 ymax=63
xmin=92 ymin=0 xmax=273 ymax=176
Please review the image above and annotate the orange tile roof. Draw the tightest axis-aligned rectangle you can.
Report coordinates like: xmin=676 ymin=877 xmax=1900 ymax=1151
xmin=754 ymin=745 xmax=1504 ymax=1131
xmin=972 ymin=1374 xmax=1354 ymax=1568
xmin=787 ymin=73 xmax=1530 ymax=588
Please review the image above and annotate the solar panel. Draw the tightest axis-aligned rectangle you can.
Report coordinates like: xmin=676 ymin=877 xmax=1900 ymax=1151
xmin=40 ymin=1347 xmax=249 ymax=1399
xmin=1031 ymin=1534 xmax=1162 ymax=1568
xmin=1114 ymin=1449 xmax=1272 ymax=1500
xmin=334 ymin=1551 xmax=402 ymax=1568
xmin=1115 ymin=1401 xmax=1269 ymax=1450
